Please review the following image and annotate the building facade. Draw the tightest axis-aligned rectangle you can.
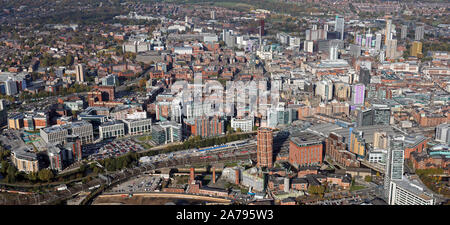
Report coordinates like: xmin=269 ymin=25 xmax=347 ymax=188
xmin=257 ymin=127 xmax=273 ymax=168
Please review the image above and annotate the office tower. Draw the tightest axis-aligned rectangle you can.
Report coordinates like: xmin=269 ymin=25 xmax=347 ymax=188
xmin=335 ymin=16 xmax=345 ymax=40
xmin=210 ymin=10 xmax=216 ymax=20
xmin=324 ymin=24 xmax=329 ymax=32
xmin=385 ymin=19 xmax=392 ymax=43
xmin=359 ymin=68 xmax=371 ymax=86
xmin=415 ymin=25 xmax=424 ymax=41
xmin=384 ymin=138 xmax=404 ymax=198
xmin=385 ymin=39 xmax=397 ymax=60
xmin=435 ymin=123 xmax=450 ymax=144
xmin=75 ymin=64 xmax=85 ymax=83
xmin=356 ymin=107 xmax=390 ymax=127
xmin=401 ymin=25 xmax=407 ymax=39
xmin=257 ymin=127 xmax=273 ymax=168
xmin=5 ymin=78 xmax=17 ymax=96
xmin=312 ymin=24 xmax=317 ymax=30
xmin=329 ymin=44 xmax=338 ymax=60
xmin=351 ymin=84 xmax=365 ymax=106
xmin=410 ymin=41 xmax=423 ymax=58
xmin=375 ymin=33 xmax=382 ymax=51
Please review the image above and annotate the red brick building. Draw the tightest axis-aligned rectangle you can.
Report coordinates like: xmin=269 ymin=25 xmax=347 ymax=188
xmin=288 ymin=132 xmax=324 ymax=167
xmin=325 ymin=132 xmax=360 ymax=168
xmin=257 ymin=127 xmax=273 ymax=168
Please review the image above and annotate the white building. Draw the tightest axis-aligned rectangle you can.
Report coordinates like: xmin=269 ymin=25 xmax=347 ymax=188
xmin=123 ymin=118 xmax=152 ymax=135
xmin=75 ymin=64 xmax=85 ymax=83
xmin=435 ymin=123 xmax=450 ymax=144
xmin=231 ymin=118 xmax=254 ymax=132
xmin=5 ymin=78 xmax=18 ymax=96
xmin=99 ymin=121 xmax=125 ymax=140
xmin=304 ymin=40 xmax=314 ymax=53
xmin=389 ymin=177 xmax=434 ymax=205
xmin=368 ymin=149 xmax=387 ymax=164
xmin=315 ymin=80 xmax=334 ymax=102
xmin=173 ymin=47 xmax=193 ymax=55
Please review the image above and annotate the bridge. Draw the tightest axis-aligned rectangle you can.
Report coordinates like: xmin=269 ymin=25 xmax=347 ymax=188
xmin=358 ymin=159 xmax=385 ymax=174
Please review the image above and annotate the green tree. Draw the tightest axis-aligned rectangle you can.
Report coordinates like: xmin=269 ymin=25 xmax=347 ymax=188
xmin=364 ymin=175 xmax=372 ymax=183
xmin=27 ymin=172 xmax=38 ymax=182
xmin=38 ymin=169 xmax=54 ymax=182
xmin=65 ymin=54 xmax=74 ymax=66
xmin=0 ymin=160 xmax=8 ymax=174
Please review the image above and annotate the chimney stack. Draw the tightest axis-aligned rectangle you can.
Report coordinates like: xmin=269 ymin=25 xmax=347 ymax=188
xmin=235 ymin=169 xmax=240 ymax=185
xmin=212 ymin=167 xmax=216 ymax=184
xmin=190 ymin=167 xmax=195 ymax=183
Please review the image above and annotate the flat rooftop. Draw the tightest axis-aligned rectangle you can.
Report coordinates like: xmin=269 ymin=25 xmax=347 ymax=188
xmin=290 ymin=132 xmax=324 ymax=147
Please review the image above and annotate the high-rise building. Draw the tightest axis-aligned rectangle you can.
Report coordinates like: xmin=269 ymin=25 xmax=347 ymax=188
xmin=415 ymin=25 xmax=424 ymax=41
xmin=385 ymin=39 xmax=397 ymax=60
xmin=305 ymin=29 xmax=327 ymax=41
xmin=359 ymin=68 xmax=371 ymax=86
xmin=259 ymin=19 xmax=265 ymax=36
xmin=401 ymin=25 xmax=408 ymax=39
xmin=385 ymin=19 xmax=392 ymax=43
xmin=65 ymin=135 xmax=82 ymax=162
xmin=410 ymin=41 xmax=423 ymax=58
xmin=304 ymin=40 xmax=314 ymax=53
xmin=357 ymin=107 xmax=391 ymax=127
xmin=210 ymin=11 xmax=216 ymax=20
xmin=222 ymin=29 xmax=235 ymax=47
xmin=435 ymin=123 xmax=450 ymax=144
xmin=375 ymin=33 xmax=382 ymax=51
xmin=257 ymin=127 xmax=273 ymax=168
xmin=329 ymin=44 xmax=338 ymax=60
xmin=75 ymin=64 xmax=85 ymax=83
xmin=0 ymin=100 xmax=6 ymax=127
xmin=335 ymin=16 xmax=345 ymax=40
xmin=351 ymin=84 xmax=365 ymax=106
xmin=5 ymin=78 xmax=17 ymax=96
xmin=384 ymin=138 xmax=404 ymax=198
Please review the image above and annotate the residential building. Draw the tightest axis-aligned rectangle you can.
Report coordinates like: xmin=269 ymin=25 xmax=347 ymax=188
xmin=11 ymin=148 xmax=39 ymax=173
xmin=257 ymin=127 xmax=273 ymax=168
